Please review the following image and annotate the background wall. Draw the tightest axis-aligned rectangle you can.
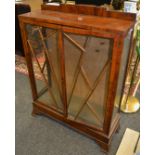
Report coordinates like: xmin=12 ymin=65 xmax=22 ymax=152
xmin=16 ymin=0 xmax=42 ymax=10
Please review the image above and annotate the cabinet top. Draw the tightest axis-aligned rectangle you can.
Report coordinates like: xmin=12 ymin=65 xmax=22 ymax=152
xmin=19 ymin=9 xmax=135 ymax=37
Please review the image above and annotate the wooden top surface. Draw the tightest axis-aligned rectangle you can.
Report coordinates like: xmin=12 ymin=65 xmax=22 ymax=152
xmin=19 ymin=10 xmax=135 ymax=36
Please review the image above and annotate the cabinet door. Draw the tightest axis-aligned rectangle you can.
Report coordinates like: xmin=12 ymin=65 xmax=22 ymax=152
xmin=63 ymin=32 xmax=113 ymax=130
xmin=25 ymin=24 xmax=64 ymax=114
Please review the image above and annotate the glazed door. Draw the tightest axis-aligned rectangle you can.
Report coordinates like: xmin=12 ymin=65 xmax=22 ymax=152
xmin=25 ymin=24 xmax=114 ymax=130
xmin=25 ymin=24 xmax=64 ymax=114
xmin=63 ymin=31 xmax=113 ymax=130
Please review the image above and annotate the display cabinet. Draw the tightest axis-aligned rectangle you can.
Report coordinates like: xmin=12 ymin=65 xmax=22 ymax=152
xmin=19 ymin=4 xmax=136 ymax=152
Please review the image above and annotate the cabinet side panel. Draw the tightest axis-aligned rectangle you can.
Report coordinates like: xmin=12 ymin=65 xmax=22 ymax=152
xmin=113 ymin=30 xmax=132 ymax=118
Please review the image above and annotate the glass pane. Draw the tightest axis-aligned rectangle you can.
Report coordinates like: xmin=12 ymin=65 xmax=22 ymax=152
xmin=26 ymin=24 xmax=63 ymax=113
xmin=64 ymin=32 xmax=113 ymax=129
xmin=113 ymin=30 xmax=132 ymax=120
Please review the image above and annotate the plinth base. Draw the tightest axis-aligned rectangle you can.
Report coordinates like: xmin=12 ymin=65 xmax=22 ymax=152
xmin=32 ymin=101 xmax=120 ymax=152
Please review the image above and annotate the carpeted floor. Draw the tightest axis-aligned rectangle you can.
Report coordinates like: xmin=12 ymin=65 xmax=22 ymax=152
xmin=15 ymin=71 xmax=140 ymax=155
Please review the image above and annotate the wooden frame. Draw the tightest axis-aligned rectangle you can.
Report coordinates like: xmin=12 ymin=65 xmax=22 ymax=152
xmin=19 ymin=4 xmax=136 ymax=152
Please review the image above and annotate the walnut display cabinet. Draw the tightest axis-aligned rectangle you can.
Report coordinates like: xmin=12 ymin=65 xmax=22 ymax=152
xmin=19 ymin=4 xmax=136 ymax=152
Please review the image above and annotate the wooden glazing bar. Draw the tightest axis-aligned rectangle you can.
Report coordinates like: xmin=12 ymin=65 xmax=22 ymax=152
xmin=37 ymin=28 xmax=63 ymax=103
xmin=80 ymin=66 xmax=92 ymax=89
xmin=64 ymin=32 xmax=111 ymax=123
xmin=45 ymin=31 xmax=57 ymax=39
xmin=42 ymin=26 xmax=52 ymax=87
xmin=83 ymin=36 xmax=90 ymax=48
xmin=86 ymin=102 xmax=103 ymax=124
xmin=38 ymin=31 xmax=57 ymax=41
xmin=63 ymin=34 xmax=91 ymax=108
xmin=41 ymin=60 xmax=46 ymax=73
xmin=67 ymin=52 xmax=84 ymax=106
xmin=37 ymin=86 xmax=48 ymax=98
xmin=64 ymin=34 xmax=86 ymax=106
xmin=28 ymin=38 xmax=50 ymax=88
xmin=66 ymin=56 xmax=103 ymax=124
xmin=31 ymin=26 xmax=57 ymax=41
xmin=45 ymin=54 xmax=52 ymax=87
xmin=38 ymin=28 xmax=61 ymax=89
xmin=64 ymin=33 xmax=86 ymax=53
xmin=74 ymin=59 xmax=111 ymax=120
xmin=80 ymin=67 xmax=102 ymax=124
xmin=28 ymin=40 xmax=59 ymax=108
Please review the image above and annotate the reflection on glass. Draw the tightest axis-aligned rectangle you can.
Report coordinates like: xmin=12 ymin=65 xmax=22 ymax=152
xmin=113 ymin=30 xmax=132 ymax=120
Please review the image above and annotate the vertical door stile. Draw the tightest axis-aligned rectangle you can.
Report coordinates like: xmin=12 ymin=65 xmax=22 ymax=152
xmin=58 ymin=28 xmax=68 ymax=117
xmin=19 ymin=21 xmax=38 ymax=100
xmin=103 ymin=35 xmax=124 ymax=135
xmin=102 ymin=38 xmax=114 ymax=129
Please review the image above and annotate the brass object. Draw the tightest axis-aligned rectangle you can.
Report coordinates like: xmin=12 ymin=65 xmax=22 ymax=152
xmin=120 ymin=95 xmax=140 ymax=113
xmin=115 ymin=95 xmax=140 ymax=113
xmin=116 ymin=27 xmax=140 ymax=113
